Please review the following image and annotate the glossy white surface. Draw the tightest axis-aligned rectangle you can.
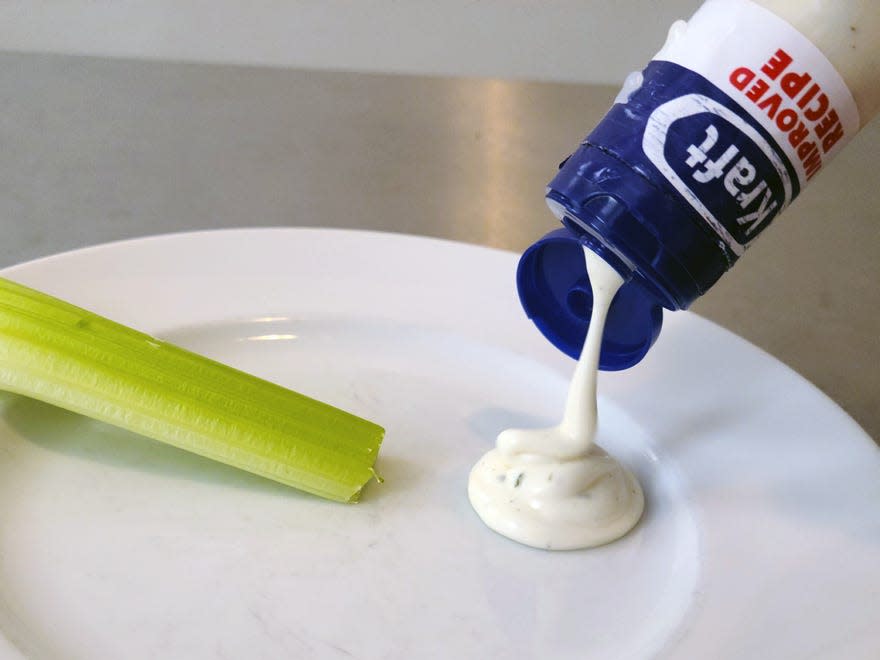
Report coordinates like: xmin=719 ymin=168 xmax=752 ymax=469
xmin=0 ymin=228 xmax=877 ymax=659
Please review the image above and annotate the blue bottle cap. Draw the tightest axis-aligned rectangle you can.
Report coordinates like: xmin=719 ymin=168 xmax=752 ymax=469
xmin=517 ymin=228 xmax=663 ymax=370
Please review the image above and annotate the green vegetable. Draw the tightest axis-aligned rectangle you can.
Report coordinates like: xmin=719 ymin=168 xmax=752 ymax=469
xmin=0 ymin=277 xmax=384 ymax=502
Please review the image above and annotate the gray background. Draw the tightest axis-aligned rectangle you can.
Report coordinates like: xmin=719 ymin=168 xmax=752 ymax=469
xmin=1 ymin=52 xmax=877 ymax=440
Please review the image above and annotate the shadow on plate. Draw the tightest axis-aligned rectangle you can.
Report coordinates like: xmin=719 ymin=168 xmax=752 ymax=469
xmin=467 ymin=407 xmax=554 ymax=447
xmin=360 ymin=453 xmax=416 ymax=501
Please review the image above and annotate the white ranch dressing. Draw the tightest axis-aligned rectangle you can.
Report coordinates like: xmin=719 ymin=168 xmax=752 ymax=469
xmin=468 ymin=247 xmax=644 ymax=550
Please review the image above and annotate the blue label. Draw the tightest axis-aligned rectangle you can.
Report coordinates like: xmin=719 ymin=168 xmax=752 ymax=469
xmin=589 ymin=61 xmax=800 ymax=256
xmin=661 ymin=111 xmax=788 ymax=247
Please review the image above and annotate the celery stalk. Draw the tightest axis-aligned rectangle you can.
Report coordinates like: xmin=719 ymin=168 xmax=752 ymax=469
xmin=0 ymin=277 xmax=384 ymax=502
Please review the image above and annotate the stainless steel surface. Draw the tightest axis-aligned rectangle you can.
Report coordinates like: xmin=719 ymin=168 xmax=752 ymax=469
xmin=1 ymin=52 xmax=877 ymax=440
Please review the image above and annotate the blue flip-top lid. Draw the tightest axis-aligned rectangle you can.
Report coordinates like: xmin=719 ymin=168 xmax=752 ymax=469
xmin=517 ymin=228 xmax=663 ymax=370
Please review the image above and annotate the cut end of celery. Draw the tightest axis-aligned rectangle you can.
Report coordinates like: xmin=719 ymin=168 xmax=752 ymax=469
xmin=347 ymin=463 xmax=386 ymax=503
xmin=0 ymin=276 xmax=387 ymax=503
xmin=368 ymin=466 xmax=385 ymax=485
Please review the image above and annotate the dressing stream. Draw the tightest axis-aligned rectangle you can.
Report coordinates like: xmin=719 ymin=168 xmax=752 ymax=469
xmin=468 ymin=247 xmax=644 ymax=550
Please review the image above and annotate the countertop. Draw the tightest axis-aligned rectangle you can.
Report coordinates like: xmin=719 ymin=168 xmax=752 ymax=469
xmin=1 ymin=51 xmax=877 ymax=440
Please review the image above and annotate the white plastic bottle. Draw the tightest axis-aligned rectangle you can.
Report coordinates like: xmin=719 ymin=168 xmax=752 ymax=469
xmin=470 ymin=0 xmax=880 ymax=553
xmin=517 ymin=0 xmax=879 ymax=370
xmin=756 ymin=0 xmax=879 ymax=125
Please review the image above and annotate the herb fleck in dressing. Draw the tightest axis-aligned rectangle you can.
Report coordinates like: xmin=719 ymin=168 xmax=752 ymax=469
xmin=468 ymin=247 xmax=644 ymax=550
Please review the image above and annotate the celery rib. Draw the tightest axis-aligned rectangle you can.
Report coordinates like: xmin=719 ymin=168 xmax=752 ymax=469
xmin=0 ymin=277 xmax=384 ymax=502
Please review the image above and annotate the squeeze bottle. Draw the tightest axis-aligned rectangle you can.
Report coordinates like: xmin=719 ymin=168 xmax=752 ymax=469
xmin=517 ymin=0 xmax=879 ymax=369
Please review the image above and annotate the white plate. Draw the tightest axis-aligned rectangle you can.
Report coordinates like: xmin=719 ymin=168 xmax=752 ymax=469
xmin=0 ymin=228 xmax=877 ymax=660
